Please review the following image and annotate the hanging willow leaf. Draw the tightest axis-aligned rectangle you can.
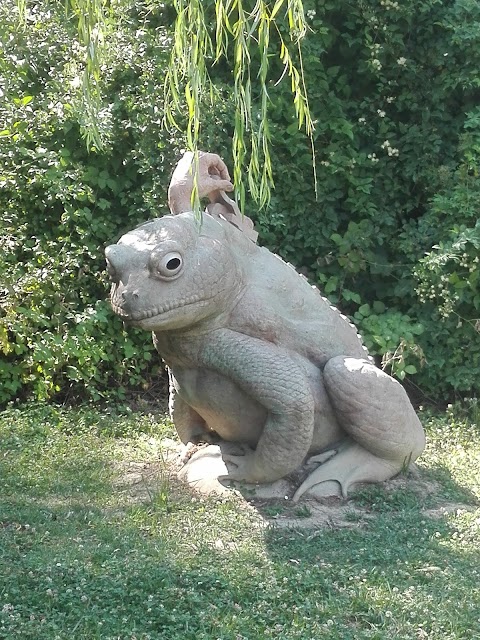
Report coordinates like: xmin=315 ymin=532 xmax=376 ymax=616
xmin=16 ymin=0 xmax=315 ymax=208
xmin=165 ymin=0 xmax=315 ymax=210
xmin=64 ymin=0 xmax=108 ymax=150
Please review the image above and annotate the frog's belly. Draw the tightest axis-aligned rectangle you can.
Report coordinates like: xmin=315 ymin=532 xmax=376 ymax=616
xmin=171 ymin=367 xmax=267 ymax=446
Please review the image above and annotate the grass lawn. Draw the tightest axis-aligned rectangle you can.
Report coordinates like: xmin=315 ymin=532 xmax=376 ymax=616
xmin=0 ymin=401 xmax=479 ymax=640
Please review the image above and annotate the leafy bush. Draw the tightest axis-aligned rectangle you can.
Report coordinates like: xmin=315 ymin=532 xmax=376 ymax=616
xmin=1 ymin=0 xmax=479 ymax=404
xmin=256 ymin=0 xmax=480 ymax=398
xmin=0 ymin=1 xmax=178 ymax=403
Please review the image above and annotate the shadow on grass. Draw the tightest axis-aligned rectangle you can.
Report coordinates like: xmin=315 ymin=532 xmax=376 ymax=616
xmin=2 ymin=474 xmax=479 ymax=640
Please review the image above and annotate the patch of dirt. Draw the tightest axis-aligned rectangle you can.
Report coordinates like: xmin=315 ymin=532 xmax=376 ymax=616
xmin=424 ymin=502 xmax=479 ymax=518
xmin=113 ymin=450 xmax=477 ymax=530
xmin=373 ymin=470 xmax=441 ymax=499
xmin=113 ymin=460 xmax=173 ymax=503
xmin=246 ymin=496 xmax=372 ymax=529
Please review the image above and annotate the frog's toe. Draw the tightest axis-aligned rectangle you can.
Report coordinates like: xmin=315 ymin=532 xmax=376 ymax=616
xmin=293 ymin=441 xmax=403 ymax=502
xmin=306 ymin=449 xmax=338 ymax=466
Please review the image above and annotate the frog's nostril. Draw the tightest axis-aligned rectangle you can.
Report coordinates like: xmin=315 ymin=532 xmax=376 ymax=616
xmin=121 ymin=290 xmax=139 ymax=302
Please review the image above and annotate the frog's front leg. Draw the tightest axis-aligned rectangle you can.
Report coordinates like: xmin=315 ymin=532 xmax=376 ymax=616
xmin=199 ymin=329 xmax=315 ymax=484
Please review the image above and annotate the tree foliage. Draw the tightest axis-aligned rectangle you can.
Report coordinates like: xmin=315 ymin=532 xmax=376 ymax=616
xmin=20 ymin=0 xmax=314 ymax=210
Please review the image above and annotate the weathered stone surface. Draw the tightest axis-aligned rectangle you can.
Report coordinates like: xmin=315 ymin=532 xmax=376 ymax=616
xmin=105 ymin=151 xmax=425 ymax=500
xmin=176 ymin=443 xmax=293 ymax=499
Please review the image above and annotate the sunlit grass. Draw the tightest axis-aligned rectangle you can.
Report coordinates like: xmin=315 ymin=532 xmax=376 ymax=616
xmin=0 ymin=402 xmax=479 ymax=639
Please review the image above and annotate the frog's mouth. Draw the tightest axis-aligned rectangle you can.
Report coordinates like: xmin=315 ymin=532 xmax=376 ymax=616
xmin=110 ymin=294 xmax=211 ymax=327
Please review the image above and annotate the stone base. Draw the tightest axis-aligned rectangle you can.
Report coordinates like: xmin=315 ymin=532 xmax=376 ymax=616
xmin=175 ymin=442 xmax=343 ymax=500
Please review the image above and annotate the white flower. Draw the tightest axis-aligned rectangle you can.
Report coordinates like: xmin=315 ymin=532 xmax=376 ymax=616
xmin=397 ymin=57 xmax=407 ymax=66
xmin=358 ymin=117 xmax=366 ymax=123
xmin=306 ymin=9 xmax=316 ymax=19
xmin=371 ymin=59 xmax=382 ymax=70
xmin=377 ymin=110 xmax=386 ymax=117
xmin=380 ymin=0 xmax=399 ymax=8
xmin=381 ymin=139 xmax=399 ymax=157
xmin=386 ymin=96 xmax=395 ymax=103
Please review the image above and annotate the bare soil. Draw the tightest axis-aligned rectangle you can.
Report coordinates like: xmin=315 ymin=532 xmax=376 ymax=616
xmin=114 ymin=452 xmax=477 ymax=530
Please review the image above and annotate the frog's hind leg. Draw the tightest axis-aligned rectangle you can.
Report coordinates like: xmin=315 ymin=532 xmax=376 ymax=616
xmin=293 ymin=356 xmax=425 ymax=502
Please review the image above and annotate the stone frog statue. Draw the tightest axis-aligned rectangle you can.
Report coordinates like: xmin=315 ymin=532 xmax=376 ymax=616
xmin=105 ymin=151 xmax=425 ymax=500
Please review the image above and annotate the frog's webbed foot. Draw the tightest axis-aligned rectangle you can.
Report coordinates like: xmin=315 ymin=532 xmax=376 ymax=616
xmin=293 ymin=441 xmax=402 ymax=501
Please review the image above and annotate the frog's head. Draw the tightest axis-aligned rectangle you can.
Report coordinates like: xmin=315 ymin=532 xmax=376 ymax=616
xmin=105 ymin=213 xmax=244 ymax=331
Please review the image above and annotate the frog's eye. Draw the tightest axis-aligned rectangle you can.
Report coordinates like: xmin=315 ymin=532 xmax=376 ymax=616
xmin=151 ymin=251 xmax=184 ymax=280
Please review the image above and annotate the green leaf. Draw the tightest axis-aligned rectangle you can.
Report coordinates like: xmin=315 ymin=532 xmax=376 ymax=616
xmin=358 ymin=304 xmax=371 ymax=317
xmin=372 ymin=301 xmax=386 ymax=314
xmin=270 ymin=0 xmax=285 ymax=20
xmin=342 ymin=289 xmax=361 ymax=303
xmin=330 ymin=233 xmax=343 ymax=245
xmin=324 ymin=277 xmax=338 ymax=294
xmin=286 ymin=122 xmax=299 ymax=135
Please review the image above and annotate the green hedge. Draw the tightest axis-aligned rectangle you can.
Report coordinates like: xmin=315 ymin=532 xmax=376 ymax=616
xmin=0 ymin=0 xmax=479 ymax=404
xmin=0 ymin=1 xmax=176 ymax=402
xmin=256 ymin=0 xmax=480 ymax=397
